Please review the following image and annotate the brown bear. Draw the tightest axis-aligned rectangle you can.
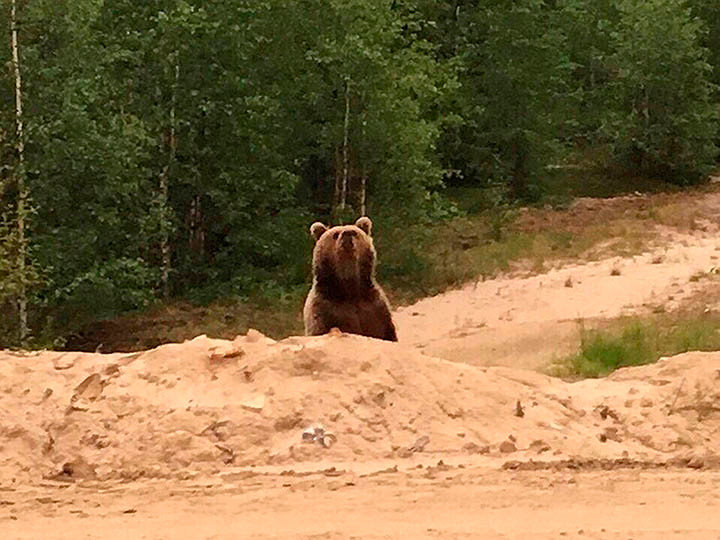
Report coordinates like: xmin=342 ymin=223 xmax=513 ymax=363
xmin=303 ymin=216 xmax=398 ymax=341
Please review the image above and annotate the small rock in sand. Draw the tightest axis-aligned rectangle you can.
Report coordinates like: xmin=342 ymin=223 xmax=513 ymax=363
xmin=209 ymin=342 xmax=244 ymax=361
xmin=499 ymin=440 xmax=517 ymax=453
xmin=463 ymin=442 xmax=490 ymax=455
xmin=240 ymin=395 xmax=265 ymax=412
xmin=530 ymin=439 xmax=551 ymax=454
xmin=245 ymin=329 xmax=268 ymax=343
xmin=71 ymin=373 xmax=104 ymax=405
xmin=409 ymin=435 xmax=430 ymax=453
xmin=52 ymin=354 xmax=76 ymax=370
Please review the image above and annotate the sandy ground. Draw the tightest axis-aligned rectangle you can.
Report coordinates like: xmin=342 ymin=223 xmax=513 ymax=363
xmin=395 ymin=223 xmax=720 ymax=371
xmin=2 ymin=333 xmax=720 ymax=538
xmin=4 ymin=192 xmax=720 ymax=538
xmin=4 ymin=467 xmax=720 ymax=539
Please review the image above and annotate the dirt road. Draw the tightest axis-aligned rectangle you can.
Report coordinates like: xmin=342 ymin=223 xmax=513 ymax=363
xmin=4 ymin=465 xmax=720 ymax=539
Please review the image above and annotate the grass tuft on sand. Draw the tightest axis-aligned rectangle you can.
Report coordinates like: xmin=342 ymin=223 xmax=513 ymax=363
xmin=554 ymin=312 xmax=720 ymax=378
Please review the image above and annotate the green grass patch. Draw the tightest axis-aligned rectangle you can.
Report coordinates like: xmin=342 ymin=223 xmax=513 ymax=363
xmin=555 ymin=313 xmax=720 ymax=378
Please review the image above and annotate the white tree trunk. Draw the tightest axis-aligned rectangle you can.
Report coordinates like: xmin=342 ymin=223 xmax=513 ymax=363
xmin=359 ymin=110 xmax=367 ymax=216
xmin=332 ymin=147 xmax=341 ymax=216
xmin=159 ymin=55 xmax=179 ymax=300
xmin=188 ymin=194 xmax=204 ymax=255
xmin=359 ymin=170 xmax=366 ymax=216
xmin=339 ymin=77 xmax=351 ymax=212
xmin=10 ymin=0 xmax=28 ymax=340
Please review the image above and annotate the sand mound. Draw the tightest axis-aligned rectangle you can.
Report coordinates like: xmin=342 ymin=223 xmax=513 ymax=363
xmin=1 ymin=331 xmax=719 ymax=484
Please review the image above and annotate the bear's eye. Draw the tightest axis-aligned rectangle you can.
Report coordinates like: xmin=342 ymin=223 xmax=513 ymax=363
xmin=333 ymin=232 xmax=339 ymax=240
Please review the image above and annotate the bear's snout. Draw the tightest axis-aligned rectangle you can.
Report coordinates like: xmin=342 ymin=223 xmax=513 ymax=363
xmin=339 ymin=229 xmax=357 ymax=247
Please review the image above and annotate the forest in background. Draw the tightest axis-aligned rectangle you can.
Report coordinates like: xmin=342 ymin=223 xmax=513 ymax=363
xmin=1 ymin=0 xmax=720 ymax=348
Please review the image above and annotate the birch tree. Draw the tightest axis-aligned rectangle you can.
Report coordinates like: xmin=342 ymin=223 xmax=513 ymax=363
xmin=9 ymin=0 xmax=29 ymax=340
xmin=158 ymin=52 xmax=180 ymax=300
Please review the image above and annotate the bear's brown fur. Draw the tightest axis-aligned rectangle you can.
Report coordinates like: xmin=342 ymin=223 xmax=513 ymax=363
xmin=303 ymin=216 xmax=398 ymax=341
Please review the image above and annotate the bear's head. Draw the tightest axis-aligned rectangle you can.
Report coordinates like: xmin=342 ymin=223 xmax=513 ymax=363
xmin=309 ymin=216 xmax=376 ymax=285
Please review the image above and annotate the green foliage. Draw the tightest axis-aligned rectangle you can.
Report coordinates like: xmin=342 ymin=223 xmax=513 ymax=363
xmin=286 ymin=0 xmax=451 ymax=215
xmin=568 ymin=321 xmax=655 ymax=377
xmin=0 ymin=217 xmax=23 ymax=305
xmin=0 ymin=0 xmax=450 ymax=338
xmin=603 ymin=0 xmax=718 ymax=182
xmin=556 ymin=0 xmax=619 ymax=140
xmin=562 ymin=314 xmax=720 ymax=378
xmin=2 ymin=0 xmax=720 ymax=345
xmin=439 ymin=0 xmax=573 ymax=199
xmin=53 ymin=258 xmax=158 ymax=324
xmin=484 ymin=188 xmax=519 ymax=242
xmin=0 ymin=216 xmax=42 ymax=344
xmin=687 ymin=2 xmax=720 ymax=86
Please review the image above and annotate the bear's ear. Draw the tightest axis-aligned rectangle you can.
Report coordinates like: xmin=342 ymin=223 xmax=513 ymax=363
xmin=309 ymin=222 xmax=328 ymax=241
xmin=355 ymin=216 xmax=372 ymax=236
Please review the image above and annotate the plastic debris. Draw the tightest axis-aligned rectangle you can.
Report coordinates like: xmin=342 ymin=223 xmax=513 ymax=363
xmin=301 ymin=425 xmax=336 ymax=448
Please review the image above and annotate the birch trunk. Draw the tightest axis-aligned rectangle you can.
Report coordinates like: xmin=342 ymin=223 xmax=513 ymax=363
xmin=359 ymin=169 xmax=366 ymax=216
xmin=188 ymin=194 xmax=204 ymax=255
xmin=359 ymin=110 xmax=367 ymax=216
xmin=159 ymin=55 xmax=179 ymax=300
xmin=339 ymin=77 xmax=351 ymax=212
xmin=10 ymin=0 xmax=28 ymax=340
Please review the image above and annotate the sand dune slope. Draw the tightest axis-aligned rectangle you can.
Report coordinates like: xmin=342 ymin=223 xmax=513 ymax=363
xmin=1 ymin=331 xmax=718 ymax=486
